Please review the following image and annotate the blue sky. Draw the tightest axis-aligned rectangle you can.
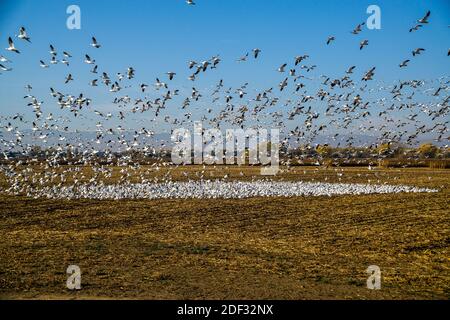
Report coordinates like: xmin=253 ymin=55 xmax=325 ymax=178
xmin=0 ymin=0 xmax=449 ymax=133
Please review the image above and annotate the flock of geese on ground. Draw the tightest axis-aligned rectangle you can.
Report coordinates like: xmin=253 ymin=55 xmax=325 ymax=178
xmin=0 ymin=7 xmax=448 ymax=199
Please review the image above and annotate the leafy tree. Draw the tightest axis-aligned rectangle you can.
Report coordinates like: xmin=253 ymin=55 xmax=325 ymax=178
xmin=417 ymin=143 xmax=438 ymax=158
xmin=376 ymin=143 xmax=391 ymax=156
xmin=316 ymin=144 xmax=332 ymax=157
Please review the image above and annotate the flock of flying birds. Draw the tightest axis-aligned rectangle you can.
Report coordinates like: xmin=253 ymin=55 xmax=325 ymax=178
xmin=0 ymin=7 xmax=449 ymax=199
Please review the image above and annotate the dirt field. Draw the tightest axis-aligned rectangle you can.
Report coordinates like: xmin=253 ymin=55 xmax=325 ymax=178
xmin=0 ymin=166 xmax=449 ymax=299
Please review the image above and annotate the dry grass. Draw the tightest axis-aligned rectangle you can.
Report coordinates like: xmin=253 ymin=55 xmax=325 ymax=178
xmin=0 ymin=165 xmax=449 ymax=300
xmin=377 ymin=159 xmax=450 ymax=169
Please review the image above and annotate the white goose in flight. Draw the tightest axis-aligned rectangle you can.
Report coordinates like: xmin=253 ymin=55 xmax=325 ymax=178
xmin=277 ymin=63 xmax=287 ymax=72
xmin=253 ymin=48 xmax=261 ymax=59
xmin=17 ymin=27 xmax=31 ymax=43
xmin=236 ymin=53 xmax=249 ymax=62
xmin=84 ymin=54 xmax=95 ymax=64
xmin=359 ymin=39 xmax=369 ymax=50
xmin=91 ymin=37 xmax=101 ymax=48
xmin=188 ymin=60 xmax=197 ymax=69
xmin=412 ymin=48 xmax=425 ymax=56
xmin=39 ymin=60 xmax=49 ymax=68
xmin=6 ymin=37 xmax=20 ymax=54
xmin=417 ymin=10 xmax=430 ymax=24
xmin=65 ymin=74 xmax=74 ymax=84
xmin=0 ymin=63 xmax=12 ymax=71
xmin=346 ymin=66 xmax=356 ymax=74
xmin=351 ymin=22 xmax=365 ymax=35
xmin=0 ymin=55 xmax=11 ymax=63
xmin=90 ymin=65 xmax=98 ymax=73
xmin=155 ymin=78 xmax=168 ymax=90
xmin=326 ymin=36 xmax=335 ymax=45
xmin=399 ymin=59 xmax=410 ymax=68
xmin=49 ymin=44 xmax=57 ymax=56
xmin=166 ymin=72 xmax=176 ymax=80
